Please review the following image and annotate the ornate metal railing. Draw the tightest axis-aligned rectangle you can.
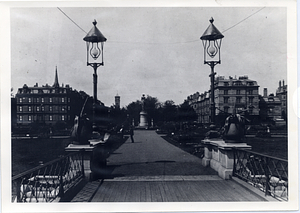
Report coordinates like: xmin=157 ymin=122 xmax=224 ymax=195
xmin=12 ymin=151 xmax=85 ymax=202
xmin=233 ymin=148 xmax=288 ymax=201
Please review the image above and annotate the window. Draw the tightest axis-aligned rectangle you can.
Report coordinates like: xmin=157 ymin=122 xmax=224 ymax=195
xmin=68 ymin=98 xmax=70 ymax=103
xmin=50 ymin=98 xmax=52 ymax=103
xmin=19 ymin=98 xmax=22 ymax=103
xmin=37 ymin=106 xmax=40 ymax=112
xmin=235 ymin=81 xmax=242 ymax=86
xmin=248 ymin=90 xmax=253 ymax=95
xmin=224 ymin=82 xmax=229 ymax=86
xmin=224 ymin=90 xmax=228 ymax=95
xmin=19 ymin=115 xmax=23 ymax=121
xmin=249 ymin=108 xmax=253 ymax=114
xmin=29 ymin=106 xmax=32 ymax=112
xmin=62 ymin=98 xmax=65 ymax=103
xmin=62 ymin=107 xmax=65 ymax=112
xmin=42 ymin=106 xmax=45 ymax=111
xmin=19 ymin=106 xmax=23 ymax=112
xmin=224 ymin=107 xmax=229 ymax=113
xmin=42 ymin=98 xmax=44 ymax=103
xmin=236 ymin=90 xmax=241 ymax=95
xmin=29 ymin=116 xmax=32 ymax=121
xmin=29 ymin=98 xmax=32 ymax=103
xmin=236 ymin=97 xmax=241 ymax=103
xmin=50 ymin=106 xmax=52 ymax=112
xmin=62 ymin=115 xmax=65 ymax=121
xmin=68 ymin=106 xmax=70 ymax=110
xmin=249 ymin=97 xmax=254 ymax=104
xmin=50 ymin=115 xmax=53 ymax=121
xmin=37 ymin=98 xmax=40 ymax=103
xmin=224 ymin=97 xmax=229 ymax=103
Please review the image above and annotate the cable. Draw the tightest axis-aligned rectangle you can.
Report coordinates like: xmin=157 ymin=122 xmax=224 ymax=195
xmin=222 ymin=7 xmax=265 ymax=33
xmin=57 ymin=7 xmax=87 ymax=34
xmin=57 ymin=7 xmax=265 ymax=44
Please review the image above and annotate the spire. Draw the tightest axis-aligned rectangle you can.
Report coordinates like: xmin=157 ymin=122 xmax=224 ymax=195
xmin=53 ymin=66 xmax=59 ymax=88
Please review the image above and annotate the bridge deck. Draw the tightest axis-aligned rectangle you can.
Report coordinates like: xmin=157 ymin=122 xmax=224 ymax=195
xmin=72 ymin=175 xmax=268 ymax=202
xmin=71 ymin=130 xmax=271 ymax=202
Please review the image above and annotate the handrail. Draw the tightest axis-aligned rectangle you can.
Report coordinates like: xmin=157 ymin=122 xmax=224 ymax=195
xmin=12 ymin=151 xmax=85 ymax=202
xmin=233 ymin=148 xmax=288 ymax=201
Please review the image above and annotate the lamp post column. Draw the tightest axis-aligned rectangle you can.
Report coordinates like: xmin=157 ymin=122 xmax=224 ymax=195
xmin=209 ymin=62 xmax=216 ymax=124
xmin=92 ymin=64 xmax=98 ymax=135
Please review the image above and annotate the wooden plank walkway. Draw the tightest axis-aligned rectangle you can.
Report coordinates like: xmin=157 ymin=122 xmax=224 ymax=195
xmin=72 ymin=175 xmax=268 ymax=202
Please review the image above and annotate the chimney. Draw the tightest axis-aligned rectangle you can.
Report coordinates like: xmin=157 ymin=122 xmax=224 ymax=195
xmin=283 ymin=79 xmax=285 ymax=86
xmin=279 ymin=80 xmax=281 ymax=88
xmin=264 ymin=88 xmax=268 ymax=97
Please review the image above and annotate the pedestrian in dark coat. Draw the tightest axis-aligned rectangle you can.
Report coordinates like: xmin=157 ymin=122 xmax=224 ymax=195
xmin=130 ymin=126 xmax=134 ymax=143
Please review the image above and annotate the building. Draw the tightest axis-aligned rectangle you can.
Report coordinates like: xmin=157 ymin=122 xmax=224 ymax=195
xmin=259 ymin=88 xmax=283 ymax=123
xmin=276 ymin=80 xmax=287 ymax=121
xmin=14 ymin=67 xmax=84 ymax=128
xmin=187 ymin=75 xmax=260 ymax=125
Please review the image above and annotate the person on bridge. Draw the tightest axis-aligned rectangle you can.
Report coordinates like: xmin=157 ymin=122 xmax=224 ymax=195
xmin=130 ymin=126 xmax=134 ymax=143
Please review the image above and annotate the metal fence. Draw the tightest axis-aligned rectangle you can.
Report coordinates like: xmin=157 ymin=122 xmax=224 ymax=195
xmin=12 ymin=151 xmax=85 ymax=202
xmin=233 ymin=148 xmax=288 ymax=201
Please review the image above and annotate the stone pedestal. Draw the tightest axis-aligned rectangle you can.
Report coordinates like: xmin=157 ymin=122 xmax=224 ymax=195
xmin=202 ymin=138 xmax=251 ymax=180
xmin=65 ymin=139 xmax=106 ymax=180
xmin=139 ymin=110 xmax=148 ymax=128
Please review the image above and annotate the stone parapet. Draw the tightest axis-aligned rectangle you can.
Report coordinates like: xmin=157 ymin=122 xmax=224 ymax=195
xmin=201 ymin=138 xmax=251 ymax=179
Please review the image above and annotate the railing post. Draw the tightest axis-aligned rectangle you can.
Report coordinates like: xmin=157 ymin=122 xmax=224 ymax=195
xmin=58 ymin=158 xmax=65 ymax=198
xmin=16 ymin=178 xmax=21 ymax=202
xmin=233 ymin=148 xmax=236 ymax=175
xmin=264 ymin=156 xmax=271 ymax=196
xmin=81 ymin=149 xmax=85 ymax=179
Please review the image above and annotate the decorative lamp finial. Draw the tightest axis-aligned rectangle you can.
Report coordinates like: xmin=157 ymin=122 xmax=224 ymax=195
xmin=209 ymin=17 xmax=214 ymax=24
xmin=93 ymin=19 xmax=97 ymax=26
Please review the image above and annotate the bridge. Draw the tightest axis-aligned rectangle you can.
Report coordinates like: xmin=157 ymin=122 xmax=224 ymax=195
xmin=13 ymin=130 xmax=288 ymax=204
xmin=71 ymin=130 xmax=273 ymax=202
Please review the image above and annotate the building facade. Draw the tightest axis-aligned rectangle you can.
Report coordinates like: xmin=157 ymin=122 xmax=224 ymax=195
xmin=187 ymin=75 xmax=260 ymax=125
xmin=14 ymin=68 xmax=83 ymax=128
xmin=276 ymin=80 xmax=287 ymax=121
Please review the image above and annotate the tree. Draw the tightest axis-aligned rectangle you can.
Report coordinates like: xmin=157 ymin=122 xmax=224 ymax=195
xmin=162 ymin=100 xmax=177 ymax=122
xmin=177 ymin=100 xmax=197 ymax=123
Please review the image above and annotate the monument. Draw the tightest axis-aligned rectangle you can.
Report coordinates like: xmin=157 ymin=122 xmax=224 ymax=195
xmin=139 ymin=94 xmax=148 ymax=128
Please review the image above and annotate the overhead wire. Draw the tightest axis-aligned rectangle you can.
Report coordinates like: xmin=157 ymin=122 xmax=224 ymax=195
xmin=57 ymin=7 xmax=265 ymax=45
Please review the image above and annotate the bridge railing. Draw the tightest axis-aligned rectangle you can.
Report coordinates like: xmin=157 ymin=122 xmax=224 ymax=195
xmin=233 ymin=148 xmax=288 ymax=201
xmin=12 ymin=151 xmax=85 ymax=202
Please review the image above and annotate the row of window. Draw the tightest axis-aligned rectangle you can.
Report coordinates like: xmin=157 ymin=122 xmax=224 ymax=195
xmin=18 ymin=114 xmax=69 ymax=122
xmin=18 ymin=97 xmax=70 ymax=103
xmin=222 ymin=81 xmax=255 ymax=86
xmin=18 ymin=105 xmax=70 ymax=112
xmin=222 ymin=89 xmax=255 ymax=95
xmin=20 ymin=88 xmax=68 ymax=94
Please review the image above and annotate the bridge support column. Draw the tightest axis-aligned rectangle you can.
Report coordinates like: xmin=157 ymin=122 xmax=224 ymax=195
xmin=202 ymin=138 xmax=251 ymax=180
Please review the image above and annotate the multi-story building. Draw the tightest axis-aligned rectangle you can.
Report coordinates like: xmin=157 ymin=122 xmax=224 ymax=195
xmin=15 ymin=68 xmax=84 ymax=128
xmin=276 ymin=80 xmax=287 ymax=121
xmin=259 ymin=88 xmax=283 ymax=123
xmin=187 ymin=75 xmax=260 ymax=125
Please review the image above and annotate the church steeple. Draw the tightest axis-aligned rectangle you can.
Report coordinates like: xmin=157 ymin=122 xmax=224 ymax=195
xmin=53 ymin=66 xmax=60 ymax=88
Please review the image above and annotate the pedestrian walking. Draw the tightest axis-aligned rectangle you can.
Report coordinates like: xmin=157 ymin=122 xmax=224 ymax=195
xmin=130 ymin=126 xmax=134 ymax=143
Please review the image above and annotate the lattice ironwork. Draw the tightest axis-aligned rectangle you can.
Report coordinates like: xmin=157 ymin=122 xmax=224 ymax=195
xmin=12 ymin=151 xmax=84 ymax=202
xmin=233 ymin=148 xmax=288 ymax=201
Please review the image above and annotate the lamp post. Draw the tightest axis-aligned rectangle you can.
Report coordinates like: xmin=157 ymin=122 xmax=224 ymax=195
xmin=83 ymin=20 xmax=107 ymax=138
xmin=200 ymin=17 xmax=224 ymax=125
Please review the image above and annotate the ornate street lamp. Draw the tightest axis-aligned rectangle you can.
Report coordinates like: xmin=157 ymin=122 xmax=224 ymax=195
xmin=83 ymin=20 xmax=107 ymax=138
xmin=200 ymin=17 xmax=224 ymax=124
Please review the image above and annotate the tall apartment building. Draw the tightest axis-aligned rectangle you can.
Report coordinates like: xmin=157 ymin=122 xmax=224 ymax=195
xmin=187 ymin=75 xmax=260 ymax=124
xmin=15 ymin=68 xmax=84 ymax=127
xmin=276 ymin=80 xmax=287 ymax=120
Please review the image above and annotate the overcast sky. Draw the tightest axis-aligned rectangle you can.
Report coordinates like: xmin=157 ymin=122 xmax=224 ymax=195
xmin=10 ymin=7 xmax=287 ymax=107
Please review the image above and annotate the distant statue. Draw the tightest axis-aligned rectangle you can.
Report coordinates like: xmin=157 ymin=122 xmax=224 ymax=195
xmin=221 ymin=113 xmax=246 ymax=142
xmin=141 ymin=94 xmax=146 ymax=111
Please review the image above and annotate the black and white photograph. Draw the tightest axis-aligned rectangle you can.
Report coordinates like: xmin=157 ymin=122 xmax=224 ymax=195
xmin=1 ymin=0 xmax=298 ymax=212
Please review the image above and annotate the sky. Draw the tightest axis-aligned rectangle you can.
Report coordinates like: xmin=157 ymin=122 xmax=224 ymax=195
xmin=10 ymin=6 xmax=288 ymax=107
